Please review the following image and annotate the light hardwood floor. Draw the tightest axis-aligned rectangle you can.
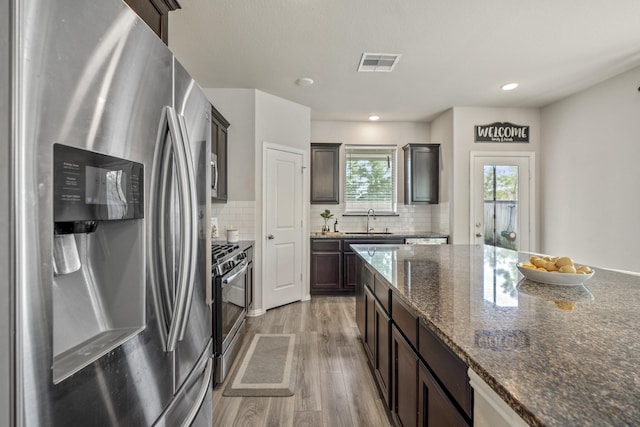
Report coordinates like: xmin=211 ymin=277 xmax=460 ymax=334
xmin=212 ymin=296 xmax=393 ymax=427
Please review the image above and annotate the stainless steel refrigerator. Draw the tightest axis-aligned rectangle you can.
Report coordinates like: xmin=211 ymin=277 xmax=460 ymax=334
xmin=1 ymin=0 xmax=213 ymax=425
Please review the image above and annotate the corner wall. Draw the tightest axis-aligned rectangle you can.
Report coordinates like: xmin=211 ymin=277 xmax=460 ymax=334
xmin=540 ymin=66 xmax=640 ymax=271
xmin=430 ymin=110 xmax=454 ymax=237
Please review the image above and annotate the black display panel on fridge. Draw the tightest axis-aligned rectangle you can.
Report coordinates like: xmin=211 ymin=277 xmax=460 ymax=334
xmin=53 ymin=143 xmax=144 ymax=222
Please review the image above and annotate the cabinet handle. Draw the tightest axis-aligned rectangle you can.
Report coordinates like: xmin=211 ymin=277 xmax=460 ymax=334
xmin=267 ymin=234 xmax=275 ymax=240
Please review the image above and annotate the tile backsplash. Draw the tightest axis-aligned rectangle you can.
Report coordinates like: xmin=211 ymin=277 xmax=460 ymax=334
xmin=211 ymin=201 xmax=256 ymax=241
xmin=210 ymin=200 xmax=450 ymax=241
xmin=310 ymin=203 xmax=450 ymax=235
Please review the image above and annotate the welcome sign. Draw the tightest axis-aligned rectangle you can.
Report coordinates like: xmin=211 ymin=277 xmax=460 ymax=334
xmin=475 ymin=122 xmax=529 ymax=143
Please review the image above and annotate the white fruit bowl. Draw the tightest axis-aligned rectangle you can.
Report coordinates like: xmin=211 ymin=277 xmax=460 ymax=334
xmin=516 ymin=263 xmax=594 ymax=286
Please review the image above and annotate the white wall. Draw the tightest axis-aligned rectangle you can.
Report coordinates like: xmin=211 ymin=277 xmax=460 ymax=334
xmin=540 ymin=66 xmax=640 ymax=272
xmin=309 ymin=121 xmax=445 ymax=233
xmin=430 ymin=110 xmax=454 ymax=236
xmin=450 ymin=107 xmax=541 ymax=245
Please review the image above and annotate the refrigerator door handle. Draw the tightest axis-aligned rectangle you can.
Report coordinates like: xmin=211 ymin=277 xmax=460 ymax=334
xmin=175 ymin=113 xmax=199 ymax=342
xmin=165 ymin=107 xmax=194 ymax=352
xmin=158 ymin=134 xmax=174 ymax=320
xmin=180 ymin=358 xmax=213 ymax=427
xmin=149 ymin=106 xmax=180 ymax=349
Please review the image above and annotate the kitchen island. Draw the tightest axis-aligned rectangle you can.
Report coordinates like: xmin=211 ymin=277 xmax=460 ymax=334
xmin=352 ymin=243 xmax=640 ymax=427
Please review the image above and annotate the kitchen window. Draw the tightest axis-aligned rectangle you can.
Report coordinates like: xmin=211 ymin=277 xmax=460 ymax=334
xmin=344 ymin=145 xmax=397 ymax=214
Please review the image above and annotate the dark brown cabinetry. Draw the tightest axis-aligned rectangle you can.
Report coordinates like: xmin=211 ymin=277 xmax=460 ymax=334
xmin=364 ymin=285 xmax=376 ymax=362
xmin=360 ymin=273 xmax=391 ymax=406
xmin=211 ymin=105 xmax=229 ymax=203
xmin=344 ymin=252 xmax=358 ymax=290
xmin=310 ymin=143 xmax=341 ymax=204
xmin=403 ymin=144 xmax=440 ymax=204
xmin=418 ymin=361 xmax=470 ymax=427
xmin=419 ymin=321 xmax=473 ymax=420
xmin=310 ymin=239 xmax=342 ymax=293
xmin=356 ymin=257 xmax=373 ymax=343
xmin=355 ymin=255 xmax=472 ymax=426
xmin=392 ymin=325 xmax=418 ymax=427
xmin=123 ymin=0 xmax=179 ymax=44
xmin=311 ymin=237 xmax=403 ymax=295
xmin=374 ymin=300 xmax=391 ymax=404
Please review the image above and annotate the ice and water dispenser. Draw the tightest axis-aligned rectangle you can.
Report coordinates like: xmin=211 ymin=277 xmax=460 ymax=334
xmin=52 ymin=144 xmax=145 ymax=383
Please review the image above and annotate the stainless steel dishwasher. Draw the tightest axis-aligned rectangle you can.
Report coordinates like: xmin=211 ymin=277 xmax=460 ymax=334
xmin=405 ymin=237 xmax=448 ymax=245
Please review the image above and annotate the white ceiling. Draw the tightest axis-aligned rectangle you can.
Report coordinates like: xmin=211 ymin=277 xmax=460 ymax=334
xmin=168 ymin=0 xmax=640 ymax=122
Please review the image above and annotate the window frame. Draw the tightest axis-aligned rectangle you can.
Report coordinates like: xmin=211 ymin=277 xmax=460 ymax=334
xmin=344 ymin=145 xmax=398 ymax=215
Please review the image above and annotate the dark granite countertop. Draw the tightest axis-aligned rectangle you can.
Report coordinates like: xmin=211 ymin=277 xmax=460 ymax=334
xmin=310 ymin=231 xmax=448 ymax=239
xmin=352 ymin=244 xmax=640 ymax=427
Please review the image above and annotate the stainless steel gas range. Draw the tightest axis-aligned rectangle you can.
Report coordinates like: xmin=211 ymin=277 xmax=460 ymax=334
xmin=211 ymin=243 xmax=251 ymax=384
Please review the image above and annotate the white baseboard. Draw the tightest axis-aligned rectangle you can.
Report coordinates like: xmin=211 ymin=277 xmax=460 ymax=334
xmin=247 ymin=308 xmax=265 ymax=317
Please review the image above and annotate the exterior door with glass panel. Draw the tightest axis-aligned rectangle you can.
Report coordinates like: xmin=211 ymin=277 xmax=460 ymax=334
xmin=471 ymin=154 xmax=534 ymax=251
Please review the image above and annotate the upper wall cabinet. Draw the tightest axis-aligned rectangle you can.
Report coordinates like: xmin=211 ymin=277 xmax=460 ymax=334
xmin=403 ymin=144 xmax=440 ymax=204
xmin=123 ymin=0 xmax=180 ymax=44
xmin=211 ymin=105 xmax=230 ymax=203
xmin=310 ymin=143 xmax=341 ymax=204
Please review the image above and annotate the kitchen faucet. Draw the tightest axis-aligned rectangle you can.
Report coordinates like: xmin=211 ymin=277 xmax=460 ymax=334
xmin=367 ymin=208 xmax=376 ymax=233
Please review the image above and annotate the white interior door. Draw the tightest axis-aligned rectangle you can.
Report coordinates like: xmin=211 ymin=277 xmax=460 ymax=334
xmin=264 ymin=145 xmax=303 ymax=310
xmin=470 ymin=153 xmax=535 ymax=252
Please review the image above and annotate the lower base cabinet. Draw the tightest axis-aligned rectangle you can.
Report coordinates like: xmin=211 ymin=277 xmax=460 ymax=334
xmin=392 ymin=325 xmax=471 ymax=427
xmin=357 ymin=257 xmax=472 ymax=427
xmin=375 ymin=300 xmax=391 ymax=404
xmin=364 ymin=286 xmax=375 ymax=362
xmin=419 ymin=361 xmax=470 ymax=427
xmin=392 ymin=325 xmax=418 ymax=427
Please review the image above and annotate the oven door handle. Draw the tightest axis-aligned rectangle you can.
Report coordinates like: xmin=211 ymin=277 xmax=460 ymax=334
xmin=222 ymin=261 xmax=249 ymax=285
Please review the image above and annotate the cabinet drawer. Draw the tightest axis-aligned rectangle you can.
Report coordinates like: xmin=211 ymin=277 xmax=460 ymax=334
xmin=374 ymin=275 xmax=390 ymax=313
xmin=419 ymin=321 xmax=472 ymax=419
xmin=311 ymin=239 xmax=341 ymax=252
xmin=392 ymin=294 xmax=417 ymax=349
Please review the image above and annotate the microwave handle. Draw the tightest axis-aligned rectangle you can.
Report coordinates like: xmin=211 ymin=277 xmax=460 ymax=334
xmin=211 ymin=158 xmax=218 ymax=191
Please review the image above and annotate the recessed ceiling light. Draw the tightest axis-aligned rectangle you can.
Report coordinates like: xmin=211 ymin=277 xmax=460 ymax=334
xmin=296 ymin=77 xmax=314 ymax=87
xmin=501 ymin=83 xmax=519 ymax=91
xmin=369 ymin=115 xmax=380 ymax=121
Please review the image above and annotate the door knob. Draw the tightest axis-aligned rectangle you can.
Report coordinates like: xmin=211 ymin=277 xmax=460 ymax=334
xmin=267 ymin=234 xmax=275 ymax=240
xmin=475 ymin=233 xmax=482 ymax=237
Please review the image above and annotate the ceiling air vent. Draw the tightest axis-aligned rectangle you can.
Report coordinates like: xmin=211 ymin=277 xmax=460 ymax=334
xmin=357 ymin=53 xmax=402 ymax=72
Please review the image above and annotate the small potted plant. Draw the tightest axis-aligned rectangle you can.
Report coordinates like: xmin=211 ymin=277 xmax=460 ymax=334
xmin=320 ymin=209 xmax=333 ymax=233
